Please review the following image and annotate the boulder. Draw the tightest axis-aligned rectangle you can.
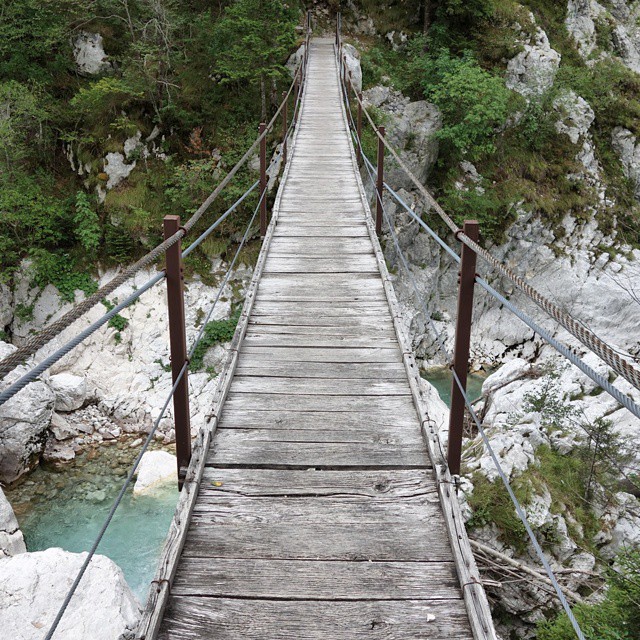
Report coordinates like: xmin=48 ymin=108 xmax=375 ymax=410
xmin=49 ymin=412 xmax=77 ymax=440
xmin=565 ymin=0 xmax=603 ymax=59
xmin=0 ymin=488 xmax=26 ymax=557
xmin=285 ymin=44 xmax=306 ymax=79
xmin=0 ymin=548 xmax=141 ymax=639
xmin=49 ymin=373 xmax=87 ymax=412
xmin=612 ymin=126 xmax=640 ymax=201
xmin=365 ymin=87 xmax=442 ymax=190
xmin=0 ymin=359 xmax=55 ymax=483
xmin=104 ymin=152 xmax=136 ymax=190
xmin=133 ymin=450 xmax=177 ymax=495
xmin=342 ymin=44 xmax=362 ymax=93
xmin=506 ymin=26 xmax=561 ymax=97
xmin=73 ymin=32 xmax=112 ymax=76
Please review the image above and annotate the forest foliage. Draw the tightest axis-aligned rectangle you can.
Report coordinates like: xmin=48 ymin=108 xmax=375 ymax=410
xmin=0 ymin=0 xmax=301 ymax=291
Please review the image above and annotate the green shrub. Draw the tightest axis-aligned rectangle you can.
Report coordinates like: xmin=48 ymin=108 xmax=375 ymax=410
xmin=537 ymin=549 xmax=640 ymax=640
xmin=74 ymin=191 xmax=101 ymax=253
xmin=190 ymin=310 xmax=241 ymax=371
xmin=31 ymin=249 xmax=98 ymax=302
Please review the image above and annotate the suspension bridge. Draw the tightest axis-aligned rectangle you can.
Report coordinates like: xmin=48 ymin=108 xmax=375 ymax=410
xmin=2 ymin=17 xmax=640 ymax=640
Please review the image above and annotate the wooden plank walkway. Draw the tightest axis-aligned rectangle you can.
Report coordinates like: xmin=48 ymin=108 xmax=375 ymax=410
xmin=155 ymin=38 xmax=494 ymax=640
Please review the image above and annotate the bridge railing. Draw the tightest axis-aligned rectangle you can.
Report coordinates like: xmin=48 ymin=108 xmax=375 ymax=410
xmin=0 ymin=16 xmax=312 ymax=640
xmin=335 ymin=17 xmax=640 ymax=640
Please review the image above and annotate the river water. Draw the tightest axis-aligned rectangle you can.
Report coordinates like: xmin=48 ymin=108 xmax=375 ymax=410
xmin=422 ymin=366 xmax=488 ymax=406
xmin=5 ymin=439 xmax=179 ymax=603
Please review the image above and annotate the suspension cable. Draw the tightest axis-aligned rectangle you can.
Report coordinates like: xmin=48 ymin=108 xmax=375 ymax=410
xmin=340 ymin=66 xmax=640 ymax=421
xmin=358 ymin=122 xmax=587 ymax=638
xmin=0 ymin=62 xmax=305 ymax=381
xmin=346 ymin=75 xmax=640 ymax=392
xmin=43 ymin=188 xmax=264 ymax=640
xmin=451 ymin=368 xmax=587 ymax=640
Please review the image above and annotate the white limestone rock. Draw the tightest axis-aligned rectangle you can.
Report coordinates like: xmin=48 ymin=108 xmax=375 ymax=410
xmin=48 ymin=373 xmax=87 ymax=412
xmin=49 ymin=412 xmax=77 ymax=440
xmin=0 ymin=283 xmax=12 ymax=330
xmin=0 ymin=354 xmax=55 ymax=483
xmin=566 ymin=0 xmax=605 ymax=59
xmin=566 ymin=0 xmax=640 ymax=72
xmin=133 ymin=450 xmax=177 ymax=495
xmin=364 ymin=87 xmax=442 ymax=190
xmin=73 ymin=32 xmax=112 ymax=76
xmin=482 ymin=358 xmax=534 ymax=397
xmin=0 ymin=488 xmax=26 ymax=557
xmin=0 ymin=548 xmax=141 ymax=639
xmin=285 ymin=44 xmax=306 ymax=78
xmin=342 ymin=44 xmax=362 ymax=93
xmin=104 ymin=152 xmax=136 ymax=190
xmin=506 ymin=26 xmax=561 ymax=97
xmin=612 ymin=126 xmax=640 ymax=201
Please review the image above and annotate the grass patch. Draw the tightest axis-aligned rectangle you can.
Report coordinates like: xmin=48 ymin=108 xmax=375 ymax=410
xmin=190 ymin=309 xmax=240 ymax=371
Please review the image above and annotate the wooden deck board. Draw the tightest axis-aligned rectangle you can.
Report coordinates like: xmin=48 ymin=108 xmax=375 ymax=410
xmin=154 ymin=37 xmax=488 ymax=640
xmin=159 ymin=599 xmax=474 ymax=640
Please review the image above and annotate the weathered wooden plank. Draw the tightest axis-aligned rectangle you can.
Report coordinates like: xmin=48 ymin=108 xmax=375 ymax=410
xmin=235 ymin=360 xmax=406 ymax=379
xmin=229 ymin=376 xmax=410 ymax=396
xmin=172 ymin=558 xmax=461 ymax=600
xmin=245 ymin=322 xmax=395 ymax=336
xmin=213 ymin=428 xmax=424 ymax=445
xmin=247 ymin=315 xmax=396 ymax=329
xmin=273 ymin=225 xmax=370 ymax=237
xmin=238 ymin=346 xmax=403 ymax=363
xmin=263 ymin=257 xmax=378 ymax=273
xmin=251 ymin=301 xmax=390 ymax=315
xmin=183 ymin=522 xmax=453 ymax=562
xmin=208 ymin=434 xmax=429 ymax=467
xmin=192 ymin=485 xmax=439 ymax=512
xmin=222 ymin=393 xmax=418 ymax=414
xmin=217 ymin=409 xmax=418 ymax=430
xmin=241 ymin=334 xmax=398 ymax=348
xmin=199 ymin=468 xmax=435 ymax=497
xmin=159 ymin=598 xmax=474 ymax=640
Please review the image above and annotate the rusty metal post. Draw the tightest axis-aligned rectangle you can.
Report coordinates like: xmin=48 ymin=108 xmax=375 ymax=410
xmin=357 ymin=92 xmax=363 ymax=160
xmin=259 ymin=123 xmax=267 ymax=237
xmin=163 ymin=215 xmax=191 ymax=490
xmin=447 ymin=220 xmax=480 ymax=477
xmin=376 ymin=126 xmax=385 ymax=234
xmin=347 ymin=70 xmax=352 ymax=99
xmin=336 ymin=12 xmax=340 ymax=45
xmin=282 ymin=91 xmax=288 ymax=166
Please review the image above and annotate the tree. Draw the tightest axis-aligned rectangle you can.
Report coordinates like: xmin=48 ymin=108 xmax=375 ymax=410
xmin=210 ymin=0 xmax=298 ymax=120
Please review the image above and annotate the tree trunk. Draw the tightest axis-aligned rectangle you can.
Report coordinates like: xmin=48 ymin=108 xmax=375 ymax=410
xmin=260 ymin=73 xmax=267 ymax=121
xmin=422 ymin=0 xmax=431 ymax=36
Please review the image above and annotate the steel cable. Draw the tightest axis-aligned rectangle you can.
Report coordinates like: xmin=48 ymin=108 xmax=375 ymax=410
xmin=340 ymin=70 xmax=640 ymax=420
xmin=0 ymin=62 xmax=305 ymax=381
xmin=451 ymin=368 xmax=587 ymax=640
xmin=347 ymin=82 xmax=640 ymax=392
xmin=43 ymin=187 xmax=264 ymax=640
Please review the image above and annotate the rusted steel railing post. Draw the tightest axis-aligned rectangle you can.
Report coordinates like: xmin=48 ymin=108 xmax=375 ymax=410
xmin=347 ymin=70 xmax=352 ymax=101
xmin=336 ymin=12 xmax=340 ymax=45
xmin=282 ymin=91 xmax=288 ymax=166
xmin=357 ymin=92 xmax=363 ymax=159
xmin=259 ymin=123 xmax=267 ymax=236
xmin=447 ymin=220 xmax=480 ymax=477
xmin=376 ymin=126 xmax=385 ymax=234
xmin=163 ymin=215 xmax=191 ymax=490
